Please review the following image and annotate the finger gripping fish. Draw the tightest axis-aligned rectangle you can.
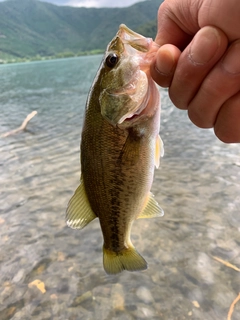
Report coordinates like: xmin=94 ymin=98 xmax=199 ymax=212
xmin=66 ymin=24 xmax=164 ymax=275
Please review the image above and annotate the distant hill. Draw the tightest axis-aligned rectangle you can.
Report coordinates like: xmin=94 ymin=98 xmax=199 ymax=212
xmin=0 ymin=0 xmax=163 ymax=60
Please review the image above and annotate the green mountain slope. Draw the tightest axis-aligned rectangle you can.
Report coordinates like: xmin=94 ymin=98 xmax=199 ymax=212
xmin=0 ymin=0 xmax=163 ymax=60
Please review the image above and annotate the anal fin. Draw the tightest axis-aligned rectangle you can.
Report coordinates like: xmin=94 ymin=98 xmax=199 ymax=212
xmin=137 ymin=192 xmax=164 ymax=219
xmin=66 ymin=178 xmax=97 ymax=229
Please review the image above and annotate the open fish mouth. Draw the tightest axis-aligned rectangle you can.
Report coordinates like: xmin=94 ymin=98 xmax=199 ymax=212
xmin=117 ymin=24 xmax=160 ymax=65
xmin=117 ymin=24 xmax=152 ymax=53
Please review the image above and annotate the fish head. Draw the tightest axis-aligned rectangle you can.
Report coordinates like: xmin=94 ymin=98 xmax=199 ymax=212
xmin=99 ymin=24 xmax=159 ymax=127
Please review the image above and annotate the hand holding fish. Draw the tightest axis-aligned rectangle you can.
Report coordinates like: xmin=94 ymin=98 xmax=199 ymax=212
xmin=151 ymin=0 xmax=240 ymax=143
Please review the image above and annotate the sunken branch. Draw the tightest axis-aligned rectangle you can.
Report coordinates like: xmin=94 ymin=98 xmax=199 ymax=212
xmin=1 ymin=111 xmax=37 ymax=137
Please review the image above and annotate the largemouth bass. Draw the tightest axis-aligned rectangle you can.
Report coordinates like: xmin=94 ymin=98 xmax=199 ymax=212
xmin=66 ymin=24 xmax=164 ymax=275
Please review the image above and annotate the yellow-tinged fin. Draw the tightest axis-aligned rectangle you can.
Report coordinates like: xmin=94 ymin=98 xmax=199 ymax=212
xmin=66 ymin=179 xmax=97 ymax=229
xmin=155 ymin=134 xmax=164 ymax=168
xmin=103 ymin=245 xmax=147 ymax=275
xmin=138 ymin=192 xmax=164 ymax=219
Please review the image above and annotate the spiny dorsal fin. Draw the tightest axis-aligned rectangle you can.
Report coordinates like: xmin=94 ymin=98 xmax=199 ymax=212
xmin=137 ymin=192 xmax=164 ymax=219
xmin=66 ymin=179 xmax=97 ymax=229
xmin=155 ymin=134 xmax=164 ymax=168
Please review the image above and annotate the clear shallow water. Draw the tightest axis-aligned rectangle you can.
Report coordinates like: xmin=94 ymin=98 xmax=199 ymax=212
xmin=0 ymin=56 xmax=240 ymax=320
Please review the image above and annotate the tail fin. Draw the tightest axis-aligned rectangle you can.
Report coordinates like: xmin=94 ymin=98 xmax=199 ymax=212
xmin=103 ymin=245 xmax=147 ymax=275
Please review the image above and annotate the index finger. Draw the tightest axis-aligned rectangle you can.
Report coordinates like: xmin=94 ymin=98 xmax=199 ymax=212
xmin=155 ymin=0 xmax=198 ymax=48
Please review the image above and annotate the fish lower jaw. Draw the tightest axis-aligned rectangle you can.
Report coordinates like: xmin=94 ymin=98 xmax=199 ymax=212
xmin=118 ymin=108 xmax=143 ymax=124
xmin=124 ymin=103 xmax=147 ymax=122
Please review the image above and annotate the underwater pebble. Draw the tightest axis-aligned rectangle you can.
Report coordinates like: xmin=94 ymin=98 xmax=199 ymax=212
xmin=136 ymin=286 xmax=154 ymax=304
xmin=131 ymin=305 xmax=156 ymax=318
xmin=196 ymin=252 xmax=214 ymax=284
xmin=141 ymin=307 xmax=155 ymax=317
xmin=111 ymin=283 xmax=125 ymax=311
xmin=28 ymin=279 xmax=46 ymax=294
xmin=71 ymin=290 xmax=92 ymax=306
xmin=0 ymin=282 xmax=14 ymax=303
xmin=192 ymin=300 xmax=200 ymax=308
xmin=12 ymin=269 xmax=25 ymax=283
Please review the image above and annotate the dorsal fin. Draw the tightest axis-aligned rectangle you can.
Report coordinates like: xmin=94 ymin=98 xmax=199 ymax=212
xmin=66 ymin=178 xmax=97 ymax=229
xmin=137 ymin=192 xmax=164 ymax=219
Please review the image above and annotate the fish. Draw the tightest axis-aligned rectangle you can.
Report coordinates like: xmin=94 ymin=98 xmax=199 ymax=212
xmin=66 ymin=24 xmax=164 ymax=275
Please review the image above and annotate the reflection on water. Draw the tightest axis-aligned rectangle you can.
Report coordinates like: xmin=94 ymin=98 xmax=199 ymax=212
xmin=0 ymin=57 xmax=240 ymax=320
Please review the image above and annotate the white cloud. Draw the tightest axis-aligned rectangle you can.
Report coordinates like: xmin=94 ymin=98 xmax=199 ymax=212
xmin=65 ymin=0 xmax=100 ymax=7
xmin=0 ymin=0 xmax=146 ymax=8
xmin=65 ymin=0 xmax=144 ymax=7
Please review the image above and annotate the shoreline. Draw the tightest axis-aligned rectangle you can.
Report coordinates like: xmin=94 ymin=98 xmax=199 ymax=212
xmin=0 ymin=49 xmax=104 ymax=65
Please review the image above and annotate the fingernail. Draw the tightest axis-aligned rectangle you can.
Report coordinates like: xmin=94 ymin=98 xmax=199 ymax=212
xmin=155 ymin=46 xmax=175 ymax=75
xmin=189 ymin=27 xmax=220 ymax=65
xmin=222 ymin=41 xmax=240 ymax=74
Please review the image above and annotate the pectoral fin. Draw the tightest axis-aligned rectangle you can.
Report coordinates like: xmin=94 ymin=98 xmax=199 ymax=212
xmin=66 ymin=178 xmax=97 ymax=229
xmin=155 ymin=135 xmax=164 ymax=168
xmin=137 ymin=192 xmax=164 ymax=219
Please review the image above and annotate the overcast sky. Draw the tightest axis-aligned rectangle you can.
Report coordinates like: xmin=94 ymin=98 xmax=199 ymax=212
xmin=0 ymin=0 xmax=147 ymax=8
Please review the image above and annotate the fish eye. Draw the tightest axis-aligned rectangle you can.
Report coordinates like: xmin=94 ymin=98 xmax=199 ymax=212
xmin=105 ymin=53 xmax=119 ymax=68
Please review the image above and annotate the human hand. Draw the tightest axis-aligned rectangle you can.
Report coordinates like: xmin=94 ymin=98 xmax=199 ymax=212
xmin=150 ymin=0 xmax=240 ymax=143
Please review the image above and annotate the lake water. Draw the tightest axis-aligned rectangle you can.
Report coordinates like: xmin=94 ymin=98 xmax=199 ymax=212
xmin=0 ymin=56 xmax=240 ymax=320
